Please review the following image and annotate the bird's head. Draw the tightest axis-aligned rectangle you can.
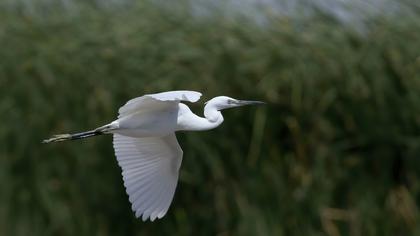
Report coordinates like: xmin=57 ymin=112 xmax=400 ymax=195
xmin=205 ymin=96 xmax=265 ymax=111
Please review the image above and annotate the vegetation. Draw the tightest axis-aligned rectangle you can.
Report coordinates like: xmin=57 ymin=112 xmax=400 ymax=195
xmin=1 ymin=1 xmax=419 ymax=235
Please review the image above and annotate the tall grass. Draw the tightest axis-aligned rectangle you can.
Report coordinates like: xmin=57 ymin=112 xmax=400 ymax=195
xmin=1 ymin=1 xmax=419 ymax=235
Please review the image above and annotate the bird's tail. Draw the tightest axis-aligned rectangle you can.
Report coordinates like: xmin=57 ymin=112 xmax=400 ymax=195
xmin=42 ymin=123 xmax=116 ymax=144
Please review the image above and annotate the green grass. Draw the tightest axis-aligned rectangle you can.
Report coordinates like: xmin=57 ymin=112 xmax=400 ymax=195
xmin=1 ymin=2 xmax=420 ymax=235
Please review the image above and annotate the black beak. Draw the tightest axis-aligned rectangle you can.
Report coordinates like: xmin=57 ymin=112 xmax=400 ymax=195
xmin=235 ymin=100 xmax=265 ymax=106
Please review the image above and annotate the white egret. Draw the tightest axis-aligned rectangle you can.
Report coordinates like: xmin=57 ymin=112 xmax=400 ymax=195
xmin=43 ymin=90 xmax=264 ymax=221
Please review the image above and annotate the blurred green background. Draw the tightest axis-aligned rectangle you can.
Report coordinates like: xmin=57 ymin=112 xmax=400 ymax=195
xmin=1 ymin=0 xmax=420 ymax=235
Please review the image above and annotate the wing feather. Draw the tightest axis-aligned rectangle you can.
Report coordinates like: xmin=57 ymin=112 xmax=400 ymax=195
xmin=113 ymin=133 xmax=183 ymax=221
xmin=118 ymin=90 xmax=202 ymax=118
xmin=149 ymin=181 xmax=169 ymax=221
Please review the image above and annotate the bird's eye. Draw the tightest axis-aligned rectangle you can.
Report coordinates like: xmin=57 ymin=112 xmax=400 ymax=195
xmin=227 ymin=99 xmax=235 ymax=104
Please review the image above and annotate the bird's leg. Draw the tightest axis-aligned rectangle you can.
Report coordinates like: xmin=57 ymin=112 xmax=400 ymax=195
xmin=42 ymin=123 xmax=117 ymax=143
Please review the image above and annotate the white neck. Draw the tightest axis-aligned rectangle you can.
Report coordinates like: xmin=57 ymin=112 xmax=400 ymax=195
xmin=176 ymin=103 xmax=224 ymax=131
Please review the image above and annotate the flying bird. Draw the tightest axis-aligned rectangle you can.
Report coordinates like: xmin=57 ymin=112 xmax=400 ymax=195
xmin=43 ymin=90 xmax=264 ymax=221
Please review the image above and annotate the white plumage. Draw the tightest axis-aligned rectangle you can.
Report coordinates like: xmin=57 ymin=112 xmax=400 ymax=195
xmin=113 ymin=133 xmax=182 ymax=221
xmin=43 ymin=90 xmax=264 ymax=221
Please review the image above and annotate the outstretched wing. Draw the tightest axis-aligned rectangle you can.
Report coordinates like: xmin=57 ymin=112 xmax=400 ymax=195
xmin=118 ymin=90 xmax=202 ymax=118
xmin=113 ymin=133 xmax=183 ymax=221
